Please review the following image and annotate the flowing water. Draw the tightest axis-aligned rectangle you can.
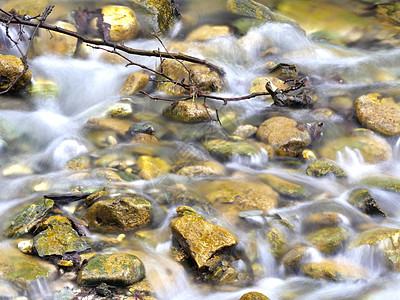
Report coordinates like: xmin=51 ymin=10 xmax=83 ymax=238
xmin=1 ymin=0 xmax=400 ymax=299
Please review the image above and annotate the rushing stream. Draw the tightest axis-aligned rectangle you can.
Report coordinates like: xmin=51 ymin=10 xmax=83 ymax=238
xmin=0 ymin=0 xmax=400 ymax=299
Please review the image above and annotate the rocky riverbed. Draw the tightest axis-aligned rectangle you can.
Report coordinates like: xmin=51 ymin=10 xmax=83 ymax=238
xmin=0 ymin=0 xmax=400 ymax=299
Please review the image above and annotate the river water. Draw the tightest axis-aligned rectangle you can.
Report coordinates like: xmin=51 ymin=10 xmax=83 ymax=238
xmin=1 ymin=0 xmax=400 ymax=299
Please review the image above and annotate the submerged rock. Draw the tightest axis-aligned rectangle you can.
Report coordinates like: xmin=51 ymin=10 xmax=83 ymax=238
xmin=257 ymin=116 xmax=311 ymax=157
xmin=306 ymin=227 xmax=348 ymax=254
xmin=355 ymin=93 xmax=400 ymax=136
xmin=319 ymin=133 xmax=392 ymax=163
xmin=306 ymin=159 xmax=347 ymax=178
xmin=301 ymin=259 xmax=367 ymax=281
xmin=232 ymin=124 xmax=258 ymax=139
xmin=65 ymin=155 xmax=91 ymax=170
xmin=86 ymin=196 xmax=151 ymax=233
xmin=348 ymin=188 xmax=386 ymax=217
xmin=33 ymin=216 xmax=90 ymax=257
xmin=0 ymin=55 xmax=32 ymax=93
xmin=203 ymin=180 xmax=279 ymax=213
xmin=359 ymin=174 xmax=400 ymax=193
xmin=302 ymin=212 xmax=347 ymax=233
xmin=78 ymin=253 xmax=145 ymax=286
xmin=87 ymin=117 xmax=135 ymax=135
xmin=203 ymin=139 xmax=260 ymax=160
xmin=258 ymin=174 xmax=306 ymax=199
xmin=163 ymin=101 xmax=210 ymax=123
xmin=137 ymin=155 xmax=171 ymax=179
xmin=175 ymin=161 xmax=225 ymax=177
xmin=5 ymin=198 xmax=54 ymax=238
xmin=107 ymin=102 xmax=133 ymax=118
xmin=0 ymin=244 xmax=56 ymax=288
xmin=170 ymin=215 xmax=238 ymax=268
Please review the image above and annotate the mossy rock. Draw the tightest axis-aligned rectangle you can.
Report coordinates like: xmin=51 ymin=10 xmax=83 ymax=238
xmin=4 ymin=198 xmax=54 ymax=238
xmin=129 ymin=0 xmax=180 ymax=35
xmin=306 ymin=227 xmax=348 ymax=254
xmin=170 ymin=215 xmax=238 ymax=269
xmin=267 ymin=227 xmax=288 ymax=259
xmin=348 ymin=188 xmax=386 ymax=217
xmin=175 ymin=161 xmax=225 ymax=177
xmin=306 ymin=159 xmax=347 ymax=178
xmin=355 ymin=93 xmax=400 ymax=136
xmin=203 ymin=139 xmax=260 ymax=160
xmin=240 ymin=291 xmax=270 ymax=300
xmin=0 ymin=55 xmax=32 ymax=93
xmin=319 ymin=134 xmax=392 ymax=163
xmin=78 ymin=253 xmax=145 ymax=286
xmin=86 ymin=196 xmax=152 ymax=233
xmin=258 ymin=174 xmax=305 ymax=199
xmin=256 ymin=116 xmax=311 ymax=157
xmin=359 ymin=174 xmax=400 ymax=193
xmin=33 ymin=216 xmax=90 ymax=257
xmin=281 ymin=246 xmax=310 ymax=273
xmin=301 ymin=259 xmax=367 ymax=281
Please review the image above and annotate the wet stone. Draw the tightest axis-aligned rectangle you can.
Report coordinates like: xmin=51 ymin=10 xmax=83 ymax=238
xmin=348 ymin=188 xmax=386 ymax=217
xmin=306 ymin=159 xmax=347 ymax=178
xmin=86 ymin=195 xmax=152 ymax=233
xmin=301 ymin=259 xmax=367 ymax=281
xmin=78 ymin=253 xmax=145 ymax=286
xmin=256 ymin=116 xmax=311 ymax=157
xmin=240 ymin=291 xmax=270 ymax=300
xmin=258 ymin=174 xmax=306 ymax=199
xmin=349 ymin=226 xmax=400 ymax=248
xmin=33 ymin=216 xmax=90 ymax=257
xmin=170 ymin=215 xmax=238 ymax=269
xmin=162 ymin=101 xmax=210 ymax=123
xmin=306 ymin=227 xmax=348 ymax=254
xmin=355 ymin=93 xmax=400 ymax=136
xmin=120 ymin=72 xmax=149 ymax=95
xmin=232 ymin=124 xmax=258 ymax=139
xmin=0 ymin=55 xmax=32 ymax=93
xmin=4 ymin=198 xmax=54 ymax=238
xmin=186 ymin=25 xmax=232 ymax=42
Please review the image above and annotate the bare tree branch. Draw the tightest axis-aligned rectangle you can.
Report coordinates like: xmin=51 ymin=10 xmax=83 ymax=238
xmin=0 ymin=9 xmax=225 ymax=76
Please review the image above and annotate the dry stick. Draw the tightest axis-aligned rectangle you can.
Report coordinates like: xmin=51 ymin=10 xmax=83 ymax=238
xmin=0 ymin=9 xmax=225 ymax=76
xmin=0 ymin=5 xmax=54 ymax=95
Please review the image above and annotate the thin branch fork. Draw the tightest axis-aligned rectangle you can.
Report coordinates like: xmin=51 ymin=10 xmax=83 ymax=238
xmin=0 ymin=8 xmax=225 ymax=76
